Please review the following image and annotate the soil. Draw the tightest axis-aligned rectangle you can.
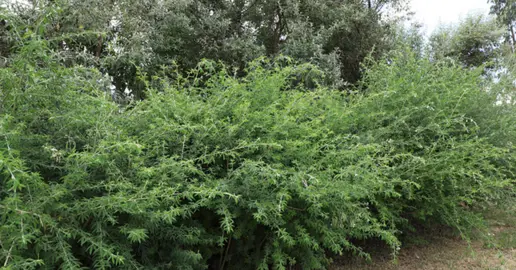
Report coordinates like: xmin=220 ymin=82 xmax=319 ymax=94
xmin=331 ymin=202 xmax=516 ymax=270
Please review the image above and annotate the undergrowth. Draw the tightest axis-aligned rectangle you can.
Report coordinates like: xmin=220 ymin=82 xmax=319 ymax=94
xmin=1 ymin=41 xmax=515 ymax=269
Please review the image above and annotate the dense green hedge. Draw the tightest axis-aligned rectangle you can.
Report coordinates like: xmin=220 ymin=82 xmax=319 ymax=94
xmin=1 ymin=42 xmax=515 ymax=269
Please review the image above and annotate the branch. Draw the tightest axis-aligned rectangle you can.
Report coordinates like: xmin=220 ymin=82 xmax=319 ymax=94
xmin=3 ymin=242 xmax=13 ymax=267
xmin=0 ymin=204 xmax=42 ymax=218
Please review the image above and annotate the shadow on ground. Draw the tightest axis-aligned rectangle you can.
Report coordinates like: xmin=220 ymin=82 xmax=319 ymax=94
xmin=331 ymin=201 xmax=516 ymax=270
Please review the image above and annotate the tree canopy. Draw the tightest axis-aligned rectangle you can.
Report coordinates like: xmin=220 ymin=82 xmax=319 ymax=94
xmin=428 ymin=14 xmax=505 ymax=69
xmin=489 ymin=0 xmax=516 ymax=49
xmin=1 ymin=0 xmax=409 ymax=98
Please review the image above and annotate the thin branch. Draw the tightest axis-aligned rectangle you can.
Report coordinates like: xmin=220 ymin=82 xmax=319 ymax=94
xmin=3 ymin=243 xmax=14 ymax=267
xmin=0 ymin=204 xmax=42 ymax=218
xmin=181 ymin=134 xmax=186 ymax=159
xmin=220 ymin=236 xmax=232 ymax=270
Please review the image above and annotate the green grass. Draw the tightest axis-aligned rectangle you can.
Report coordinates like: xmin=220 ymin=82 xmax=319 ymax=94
xmin=482 ymin=199 xmax=516 ymax=249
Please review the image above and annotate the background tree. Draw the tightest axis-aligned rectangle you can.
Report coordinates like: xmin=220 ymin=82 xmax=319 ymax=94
xmin=1 ymin=0 xmax=409 ymax=99
xmin=428 ymin=14 xmax=505 ymax=69
xmin=489 ymin=0 xmax=516 ymax=51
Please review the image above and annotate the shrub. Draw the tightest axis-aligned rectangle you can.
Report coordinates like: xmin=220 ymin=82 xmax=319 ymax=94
xmin=1 ymin=42 xmax=515 ymax=269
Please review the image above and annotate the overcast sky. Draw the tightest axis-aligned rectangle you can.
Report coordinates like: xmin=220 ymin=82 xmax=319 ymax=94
xmin=411 ymin=0 xmax=491 ymax=34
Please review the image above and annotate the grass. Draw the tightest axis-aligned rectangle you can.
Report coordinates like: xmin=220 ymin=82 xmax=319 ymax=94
xmin=331 ymin=199 xmax=516 ymax=270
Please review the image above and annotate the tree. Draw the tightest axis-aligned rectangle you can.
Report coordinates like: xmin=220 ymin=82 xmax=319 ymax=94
xmin=1 ymin=0 xmax=409 ymax=99
xmin=489 ymin=0 xmax=516 ymax=51
xmin=428 ymin=14 xmax=504 ymax=69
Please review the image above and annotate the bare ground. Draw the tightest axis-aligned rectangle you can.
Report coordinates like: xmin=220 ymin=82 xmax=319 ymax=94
xmin=331 ymin=202 xmax=516 ymax=270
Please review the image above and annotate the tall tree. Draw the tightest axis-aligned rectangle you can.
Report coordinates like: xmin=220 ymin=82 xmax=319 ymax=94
xmin=489 ymin=0 xmax=516 ymax=51
xmin=1 ymin=0 xmax=408 ymax=98
xmin=428 ymin=14 xmax=504 ymax=69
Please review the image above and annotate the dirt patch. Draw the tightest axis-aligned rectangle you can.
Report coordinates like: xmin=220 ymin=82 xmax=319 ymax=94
xmin=332 ymin=231 xmax=515 ymax=270
xmin=331 ymin=203 xmax=516 ymax=270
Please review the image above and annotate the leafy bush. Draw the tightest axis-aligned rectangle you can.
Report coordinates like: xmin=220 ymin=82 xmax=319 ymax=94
xmin=1 ymin=41 xmax=515 ymax=269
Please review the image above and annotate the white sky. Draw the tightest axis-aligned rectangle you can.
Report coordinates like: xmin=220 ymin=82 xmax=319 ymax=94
xmin=411 ymin=0 xmax=491 ymax=34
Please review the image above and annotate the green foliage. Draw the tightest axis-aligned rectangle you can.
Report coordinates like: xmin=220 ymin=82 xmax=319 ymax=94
xmin=1 ymin=0 xmax=408 ymax=99
xmin=390 ymin=23 xmax=426 ymax=59
xmin=360 ymin=50 xmax=516 ymax=229
xmin=428 ymin=14 xmax=505 ymax=69
xmin=489 ymin=0 xmax=516 ymax=47
xmin=1 ymin=38 xmax=515 ymax=269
